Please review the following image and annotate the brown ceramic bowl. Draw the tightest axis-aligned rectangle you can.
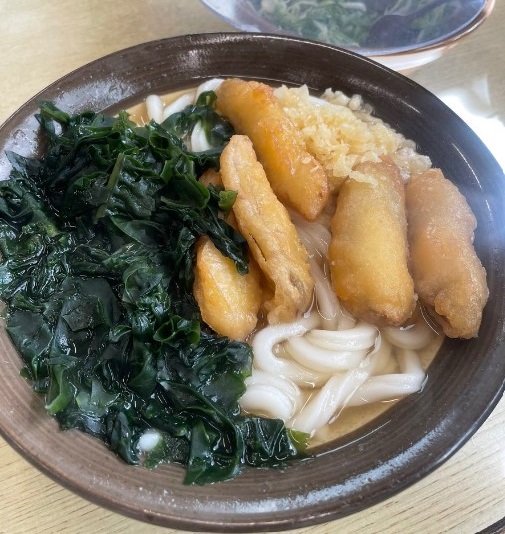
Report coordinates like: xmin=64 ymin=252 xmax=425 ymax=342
xmin=0 ymin=33 xmax=504 ymax=532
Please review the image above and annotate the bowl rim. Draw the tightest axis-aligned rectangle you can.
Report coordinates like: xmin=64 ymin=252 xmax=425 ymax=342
xmin=0 ymin=32 xmax=504 ymax=532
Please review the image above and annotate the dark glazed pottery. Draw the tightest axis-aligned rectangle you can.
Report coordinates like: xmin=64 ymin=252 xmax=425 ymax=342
xmin=0 ymin=33 xmax=504 ymax=532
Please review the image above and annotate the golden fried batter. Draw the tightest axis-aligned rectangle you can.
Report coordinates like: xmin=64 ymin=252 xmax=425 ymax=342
xmin=220 ymin=135 xmax=314 ymax=324
xmin=216 ymin=78 xmax=329 ymax=221
xmin=405 ymin=168 xmax=488 ymax=338
xmin=193 ymin=236 xmax=262 ymax=341
xmin=193 ymin=168 xmax=263 ymax=340
xmin=199 ymin=168 xmax=222 ymax=188
xmin=329 ymin=159 xmax=415 ymax=327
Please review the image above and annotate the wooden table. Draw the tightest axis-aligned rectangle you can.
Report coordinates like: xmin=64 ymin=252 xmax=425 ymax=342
xmin=1 ymin=1 xmax=504 ymax=533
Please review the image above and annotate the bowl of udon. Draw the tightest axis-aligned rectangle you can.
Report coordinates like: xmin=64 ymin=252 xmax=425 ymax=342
xmin=0 ymin=33 xmax=504 ymax=532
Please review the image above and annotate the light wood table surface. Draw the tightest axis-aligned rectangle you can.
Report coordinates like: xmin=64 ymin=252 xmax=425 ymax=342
xmin=1 ymin=1 xmax=504 ymax=533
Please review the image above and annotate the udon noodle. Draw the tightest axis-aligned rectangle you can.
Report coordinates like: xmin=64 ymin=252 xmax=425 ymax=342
xmin=131 ymin=79 xmax=443 ymax=444
xmin=241 ymin=214 xmax=435 ymax=439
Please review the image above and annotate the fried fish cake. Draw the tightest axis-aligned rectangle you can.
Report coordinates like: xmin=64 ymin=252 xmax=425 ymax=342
xmin=216 ymin=78 xmax=329 ymax=221
xmin=405 ymin=168 xmax=488 ymax=338
xmin=329 ymin=159 xmax=415 ymax=327
xmin=193 ymin=236 xmax=262 ymax=341
xmin=194 ymin=167 xmax=263 ymax=340
xmin=220 ymin=134 xmax=314 ymax=324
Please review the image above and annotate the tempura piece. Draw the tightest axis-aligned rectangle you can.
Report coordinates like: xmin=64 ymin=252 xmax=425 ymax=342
xmin=329 ymin=159 xmax=415 ymax=327
xmin=220 ymin=135 xmax=314 ymax=324
xmin=193 ymin=236 xmax=262 ymax=341
xmin=216 ymin=78 xmax=329 ymax=221
xmin=199 ymin=168 xmax=222 ymax=188
xmin=194 ymin=167 xmax=263 ymax=340
xmin=405 ymin=168 xmax=488 ymax=338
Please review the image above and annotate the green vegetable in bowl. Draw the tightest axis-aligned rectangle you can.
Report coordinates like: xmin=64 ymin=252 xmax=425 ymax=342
xmin=0 ymin=93 xmax=307 ymax=484
xmin=251 ymin=0 xmax=473 ymax=49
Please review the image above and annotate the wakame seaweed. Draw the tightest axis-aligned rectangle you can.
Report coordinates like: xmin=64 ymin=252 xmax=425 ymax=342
xmin=0 ymin=94 xmax=307 ymax=484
